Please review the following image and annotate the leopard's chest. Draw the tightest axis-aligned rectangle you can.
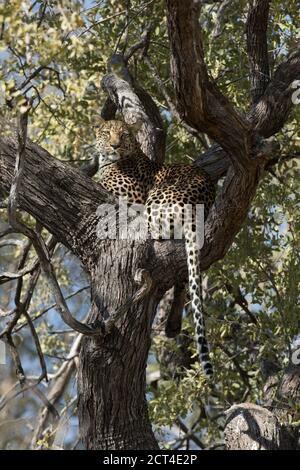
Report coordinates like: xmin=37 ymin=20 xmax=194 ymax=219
xmin=98 ymin=155 xmax=156 ymax=204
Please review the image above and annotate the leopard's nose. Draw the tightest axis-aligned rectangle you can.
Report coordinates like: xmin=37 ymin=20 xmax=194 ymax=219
xmin=111 ymin=143 xmax=120 ymax=149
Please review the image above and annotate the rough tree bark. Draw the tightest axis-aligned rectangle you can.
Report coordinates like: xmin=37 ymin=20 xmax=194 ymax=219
xmin=0 ymin=1 xmax=299 ymax=449
xmin=224 ymin=364 xmax=300 ymax=450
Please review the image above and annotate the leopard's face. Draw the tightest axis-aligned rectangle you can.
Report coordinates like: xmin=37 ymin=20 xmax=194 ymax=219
xmin=94 ymin=119 xmax=140 ymax=163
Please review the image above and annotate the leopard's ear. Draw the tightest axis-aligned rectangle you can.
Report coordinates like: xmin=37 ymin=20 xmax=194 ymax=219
xmin=91 ymin=115 xmax=106 ymax=129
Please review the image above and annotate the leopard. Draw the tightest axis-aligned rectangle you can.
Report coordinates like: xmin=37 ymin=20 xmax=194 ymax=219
xmin=94 ymin=119 xmax=158 ymax=203
xmin=94 ymin=117 xmax=216 ymax=379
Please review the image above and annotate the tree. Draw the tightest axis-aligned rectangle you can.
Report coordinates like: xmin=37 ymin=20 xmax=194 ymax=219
xmin=0 ymin=0 xmax=299 ymax=450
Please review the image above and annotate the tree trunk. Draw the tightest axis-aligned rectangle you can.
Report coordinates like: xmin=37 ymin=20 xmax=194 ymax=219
xmin=77 ymin=239 xmax=160 ymax=449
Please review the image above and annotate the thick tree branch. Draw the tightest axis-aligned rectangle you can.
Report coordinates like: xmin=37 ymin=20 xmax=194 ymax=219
xmin=102 ymin=54 xmax=166 ymax=164
xmin=1 ymin=115 xmax=109 ymax=337
xmin=251 ymin=41 xmax=300 ymax=136
xmin=225 ymin=403 xmax=290 ymax=450
xmin=194 ymin=144 xmax=230 ymax=181
xmin=100 ymin=67 xmax=232 ymax=181
xmin=0 ymin=132 xmax=112 ymax=254
xmin=246 ymin=0 xmax=271 ymax=104
xmin=144 ymin=54 xmax=209 ymax=148
xmin=165 ymin=0 xmax=250 ymax=166
xmin=151 ymin=163 xmax=262 ymax=287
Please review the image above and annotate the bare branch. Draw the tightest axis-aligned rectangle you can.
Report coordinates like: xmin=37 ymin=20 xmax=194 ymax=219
xmin=14 ymin=285 xmax=90 ymax=333
xmin=0 ymin=376 xmax=49 ymax=413
xmin=225 ymin=282 xmax=258 ymax=325
xmin=225 ymin=403 xmax=285 ymax=450
xmin=175 ymin=418 xmax=204 ymax=449
xmin=219 ymin=344 xmax=251 ymax=389
xmin=265 ymin=152 xmax=300 ymax=170
xmin=0 ymin=262 xmax=38 ymax=283
xmin=194 ymin=144 xmax=230 ymax=182
xmin=4 ymin=334 xmax=26 ymax=385
xmin=0 ymin=125 xmax=112 ymax=252
xmin=2 ymin=112 xmax=107 ymax=337
xmin=31 ymin=334 xmax=82 ymax=447
xmin=0 ymin=238 xmax=25 ymax=247
xmin=212 ymin=0 xmax=232 ymax=39
xmin=77 ymin=10 xmax=127 ymax=38
xmin=18 ymin=66 xmax=63 ymax=93
xmin=8 ymin=113 xmax=29 ymax=228
xmin=124 ymin=24 xmax=152 ymax=62
xmin=24 ymin=310 xmax=48 ymax=382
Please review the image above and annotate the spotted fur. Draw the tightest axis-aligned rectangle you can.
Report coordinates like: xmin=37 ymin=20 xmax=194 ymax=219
xmin=95 ymin=118 xmax=215 ymax=378
xmin=95 ymin=119 xmax=157 ymax=203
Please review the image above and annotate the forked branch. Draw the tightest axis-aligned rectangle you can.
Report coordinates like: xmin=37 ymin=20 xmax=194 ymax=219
xmin=165 ymin=0 xmax=250 ymax=167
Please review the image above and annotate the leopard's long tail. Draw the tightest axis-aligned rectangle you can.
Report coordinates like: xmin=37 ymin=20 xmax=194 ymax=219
xmin=185 ymin=232 xmax=213 ymax=379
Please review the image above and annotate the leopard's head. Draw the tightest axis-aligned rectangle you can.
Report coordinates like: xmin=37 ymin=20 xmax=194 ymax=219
xmin=93 ymin=118 xmax=141 ymax=164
